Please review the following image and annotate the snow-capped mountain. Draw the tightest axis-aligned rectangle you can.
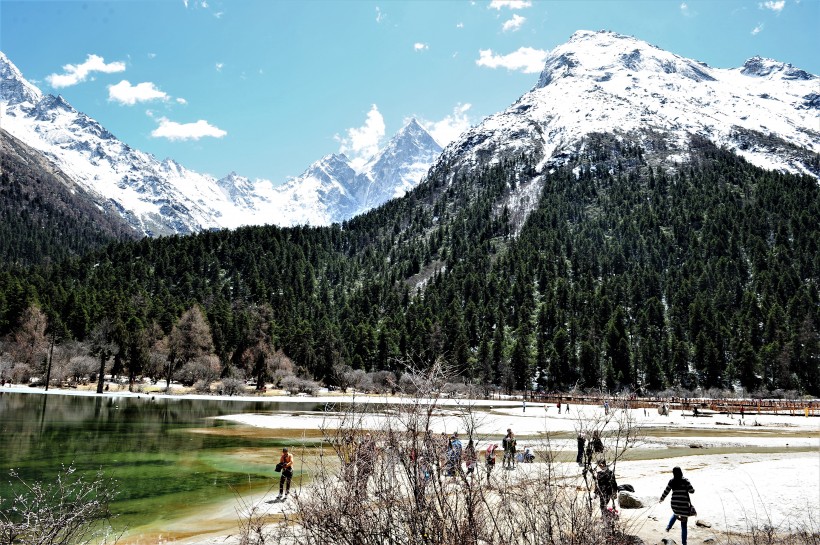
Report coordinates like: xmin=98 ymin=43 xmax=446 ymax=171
xmin=213 ymin=121 xmax=442 ymax=227
xmin=440 ymin=30 xmax=819 ymax=186
xmin=351 ymin=118 xmax=443 ymax=215
xmin=0 ymin=51 xmax=443 ymax=235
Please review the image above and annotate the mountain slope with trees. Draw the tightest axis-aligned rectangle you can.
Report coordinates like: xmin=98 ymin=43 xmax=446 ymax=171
xmin=2 ymin=136 xmax=818 ymax=395
xmin=0 ymin=128 xmax=138 ymax=267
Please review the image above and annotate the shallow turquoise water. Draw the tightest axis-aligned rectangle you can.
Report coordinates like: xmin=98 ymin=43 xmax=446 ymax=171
xmin=0 ymin=391 xmax=319 ymax=536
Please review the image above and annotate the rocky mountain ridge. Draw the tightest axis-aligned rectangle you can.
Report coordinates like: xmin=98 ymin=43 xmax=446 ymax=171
xmin=0 ymin=51 xmax=442 ymax=236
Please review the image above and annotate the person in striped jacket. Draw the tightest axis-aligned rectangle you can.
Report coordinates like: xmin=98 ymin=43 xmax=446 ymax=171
xmin=659 ymin=466 xmax=695 ymax=545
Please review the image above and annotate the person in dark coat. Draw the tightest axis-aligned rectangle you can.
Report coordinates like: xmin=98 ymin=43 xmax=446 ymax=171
xmin=594 ymin=459 xmax=617 ymax=514
xmin=659 ymin=466 xmax=695 ymax=545
xmin=576 ymin=433 xmax=586 ymax=466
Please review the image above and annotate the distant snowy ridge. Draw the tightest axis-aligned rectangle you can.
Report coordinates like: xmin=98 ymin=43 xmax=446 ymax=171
xmin=441 ymin=30 xmax=819 ymax=181
xmin=0 ymin=51 xmax=443 ymax=236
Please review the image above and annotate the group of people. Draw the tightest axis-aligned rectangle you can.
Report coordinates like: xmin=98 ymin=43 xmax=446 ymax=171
xmin=576 ymin=430 xmax=605 ymax=467
xmin=274 ymin=428 xmax=697 ymax=545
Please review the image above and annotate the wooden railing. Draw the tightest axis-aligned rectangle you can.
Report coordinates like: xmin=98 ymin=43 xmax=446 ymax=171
xmin=522 ymin=393 xmax=819 ymax=416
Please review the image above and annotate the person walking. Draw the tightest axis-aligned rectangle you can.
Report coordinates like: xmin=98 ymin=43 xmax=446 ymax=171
xmin=464 ymin=438 xmax=477 ymax=479
xmin=594 ymin=459 xmax=617 ymax=515
xmin=446 ymin=432 xmax=463 ymax=476
xmin=276 ymin=447 xmax=294 ymax=500
xmin=576 ymin=433 xmax=586 ymax=466
xmin=501 ymin=429 xmax=517 ymax=469
xmin=485 ymin=443 xmax=497 ymax=479
xmin=659 ymin=466 xmax=696 ymax=545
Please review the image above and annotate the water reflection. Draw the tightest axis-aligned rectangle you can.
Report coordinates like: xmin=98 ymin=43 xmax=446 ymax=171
xmin=0 ymin=392 xmax=317 ymax=534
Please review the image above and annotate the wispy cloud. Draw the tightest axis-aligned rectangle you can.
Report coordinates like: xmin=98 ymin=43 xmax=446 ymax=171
xmin=751 ymin=22 xmax=765 ymax=35
xmin=376 ymin=6 xmax=383 ymax=23
xmin=419 ymin=103 xmax=473 ymax=147
xmin=108 ymin=80 xmax=168 ymax=105
xmin=680 ymin=2 xmax=695 ymax=17
xmin=215 ymin=62 xmax=224 ymax=71
xmin=489 ymin=0 xmax=531 ymax=10
xmin=456 ymin=22 xmax=464 ymax=28
xmin=151 ymin=117 xmax=227 ymax=141
xmin=759 ymin=0 xmax=785 ymax=12
xmin=476 ymin=47 xmax=548 ymax=74
xmin=414 ymin=42 xmax=429 ymax=52
xmin=335 ymin=104 xmax=386 ymax=171
xmin=502 ymin=14 xmax=526 ymax=32
xmin=46 ymin=54 xmax=125 ymax=88
xmin=176 ymin=97 xmax=188 ymax=105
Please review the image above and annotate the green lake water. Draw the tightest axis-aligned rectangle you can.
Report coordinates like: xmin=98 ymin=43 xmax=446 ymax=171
xmin=0 ymin=391 xmax=320 ymax=539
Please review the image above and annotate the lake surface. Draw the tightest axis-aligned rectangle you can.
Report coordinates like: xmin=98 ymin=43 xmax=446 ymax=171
xmin=0 ymin=391 xmax=319 ymax=538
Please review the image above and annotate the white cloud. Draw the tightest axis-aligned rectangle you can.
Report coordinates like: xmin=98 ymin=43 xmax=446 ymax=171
xmin=476 ymin=47 xmax=548 ymax=74
xmin=680 ymin=2 xmax=693 ymax=16
xmin=414 ymin=42 xmax=429 ymax=51
xmin=502 ymin=14 xmax=526 ymax=32
xmin=419 ymin=103 xmax=473 ymax=147
xmin=108 ymin=80 xmax=168 ymax=105
xmin=751 ymin=22 xmax=764 ymax=35
xmin=46 ymin=54 xmax=126 ymax=88
xmin=215 ymin=62 xmax=224 ymax=71
xmin=214 ymin=11 xmax=224 ymax=18
xmin=148 ymin=53 xmax=157 ymax=59
xmin=176 ymin=97 xmax=188 ymax=105
xmin=456 ymin=22 xmax=464 ymax=28
xmin=489 ymin=0 xmax=531 ymax=9
xmin=376 ymin=6 xmax=383 ymax=23
xmin=336 ymin=104 xmax=386 ymax=171
xmin=759 ymin=0 xmax=785 ymax=12
xmin=151 ymin=117 xmax=227 ymax=141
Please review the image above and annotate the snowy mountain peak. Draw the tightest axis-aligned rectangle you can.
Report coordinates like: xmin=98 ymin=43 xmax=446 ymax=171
xmin=0 ymin=50 xmax=43 ymax=106
xmin=740 ymin=56 xmax=815 ymax=80
xmin=348 ymin=119 xmax=442 ymax=214
xmin=536 ymin=30 xmax=716 ymax=89
xmin=393 ymin=117 xmax=441 ymax=147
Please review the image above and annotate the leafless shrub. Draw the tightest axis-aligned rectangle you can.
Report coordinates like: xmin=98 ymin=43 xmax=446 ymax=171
xmin=280 ymin=375 xmax=320 ymax=396
xmin=176 ymin=355 xmax=221 ymax=386
xmin=219 ymin=377 xmax=246 ymax=396
xmin=0 ymin=465 xmax=120 ymax=545
xmin=66 ymin=356 xmax=96 ymax=385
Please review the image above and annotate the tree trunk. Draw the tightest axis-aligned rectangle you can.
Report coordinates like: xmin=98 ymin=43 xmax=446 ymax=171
xmin=96 ymin=353 xmax=106 ymax=394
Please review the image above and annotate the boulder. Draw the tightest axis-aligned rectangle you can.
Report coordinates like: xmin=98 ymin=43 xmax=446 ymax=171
xmin=618 ymin=490 xmax=645 ymax=508
xmin=695 ymin=519 xmax=712 ymax=528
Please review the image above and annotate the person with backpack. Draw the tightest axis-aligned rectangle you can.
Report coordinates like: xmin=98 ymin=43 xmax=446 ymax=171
xmin=659 ymin=466 xmax=696 ymax=545
xmin=464 ymin=438 xmax=477 ymax=478
xmin=276 ymin=447 xmax=294 ymax=500
xmin=446 ymin=433 xmax=463 ymax=476
xmin=485 ymin=443 xmax=497 ymax=479
xmin=501 ymin=429 xmax=517 ymax=469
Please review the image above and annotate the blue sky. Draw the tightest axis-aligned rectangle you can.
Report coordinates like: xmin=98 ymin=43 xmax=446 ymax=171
xmin=2 ymin=0 xmax=818 ymax=183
